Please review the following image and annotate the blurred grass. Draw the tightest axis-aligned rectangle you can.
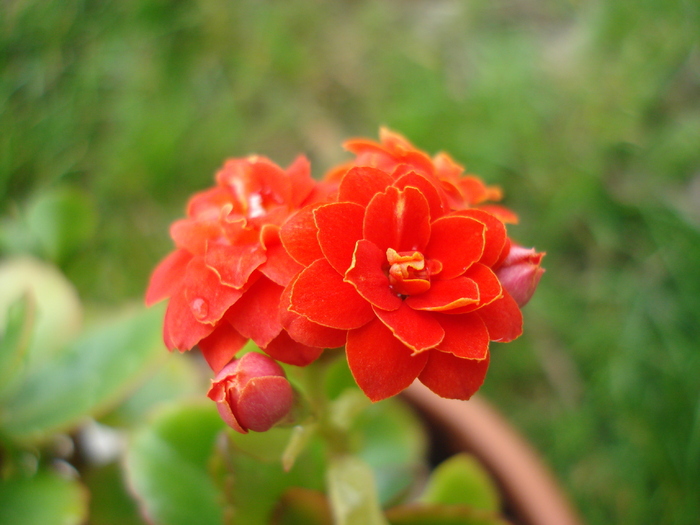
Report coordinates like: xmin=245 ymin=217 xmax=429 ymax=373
xmin=2 ymin=0 xmax=699 ymax=523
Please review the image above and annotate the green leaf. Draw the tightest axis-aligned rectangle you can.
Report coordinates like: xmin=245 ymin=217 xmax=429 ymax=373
xmin=353 ymin=397 xmax=428 ymax=506
xmin=0 ymin=306 xmax=165 ymax=442
xmin=270 ymin=488 xmax=333 ymax=525
xmin=386 ymin=503 xmax=509 ymax=525
xmin=0 ymin=293 xmax=35 ymax=397
xmin=83 ymin=462 xmax=148 ymax=525
xmin=326 ymin=454 xmax=390 ymax=525
xmin=0 ymin=470 xmax=89 ymax=525
xmin=0 ymin=257 xmax=82 ymax=372
xmin=419 ymin=454 xmax=500 ymax=512
xmin=124 ymin=402 xmax=225 ymax=525
xmin=26 ymin=187 xmax=97 ymax=263
xmin=100 ymin=351 xmax=203 ymax=428
xmin=212 ymin=426 xmax=326 ymax=524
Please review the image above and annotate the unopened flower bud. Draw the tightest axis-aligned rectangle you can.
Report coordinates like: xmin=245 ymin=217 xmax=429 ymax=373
xmin=496 ymin=244 xmax=545 ymax=307
xmin=207 ymin=352 xmax=294 ymax=433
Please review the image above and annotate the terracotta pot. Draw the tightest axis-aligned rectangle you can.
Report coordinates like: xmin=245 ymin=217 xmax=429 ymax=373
xmin=403 ymin=383 xmax=582 ymax=525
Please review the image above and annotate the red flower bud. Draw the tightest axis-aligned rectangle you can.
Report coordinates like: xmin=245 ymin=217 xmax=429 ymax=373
xmin=496 ymin=245 xmax=545 ymax=307
xmin=207 ymin=352 xmax=294 ymax=433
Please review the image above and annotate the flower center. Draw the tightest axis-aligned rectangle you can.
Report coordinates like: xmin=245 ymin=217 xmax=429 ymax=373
xmin=386 ymin=248 xmax=432 ymax=296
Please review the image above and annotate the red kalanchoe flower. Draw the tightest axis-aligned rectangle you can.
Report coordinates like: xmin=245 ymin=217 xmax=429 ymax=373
xmin=145 ymin=155 xmax=327 ymax=372
xmin=495 ymin=244 xmax=545 ymax=307
xmin=281 ymin=165 xmax=531 ymax=402
xmin=207 ymin=352 xmax=294 ymax=433
xmin=332 ymin=127 xmax=517 ymax=223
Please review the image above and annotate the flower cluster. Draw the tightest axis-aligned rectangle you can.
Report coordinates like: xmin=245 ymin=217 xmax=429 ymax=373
xmin=146 ymin=129 xmax=544 ymax=431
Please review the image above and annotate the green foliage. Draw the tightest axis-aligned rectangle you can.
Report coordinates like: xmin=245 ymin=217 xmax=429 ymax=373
xmin=2 ymin=0 xmax=700 ymax=523
xmin=0 ymin=470 xmax=88 ymax=525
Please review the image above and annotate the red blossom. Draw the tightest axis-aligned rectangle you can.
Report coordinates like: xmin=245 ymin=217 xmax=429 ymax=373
xmin=280 ymin=163 xmax=533 ymax=402
xmin=207 ymin=352 xmax=294 ymax=433
xmin=145 ymin=155 xmax=327 ymax=372
xmin=495 ymin=244 xmax=546 ymax=307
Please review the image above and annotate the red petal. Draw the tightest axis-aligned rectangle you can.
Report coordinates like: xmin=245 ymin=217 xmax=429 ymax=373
xmin=426 ymin=215 xmax=485 ymax=280
xmin=374 ymin=303 xmax=444 ymax=353
xmin=225 ymin=278 xmax=284 ymax=348
xmin=314 ymin=202 xmax=365 ymax=274
xmin=279 ymin=204 xmax=324 ymax=266
xmin=405 ymin=277 xmax=479 ymax=312
xmin=183 ymin=256 xmax=244 ymax=325
xmin=418 ymin=350 xmax=490 ymax=400
xmin=344 ymin=239 xmax=402 ymax=311
xmin=435 ymin=313 xmax=489 ymax=359
xmin=446 ymin=263 xmax=503 ymax=314
xmin=476 ymin=289 xmax=523 ymax=342
xmin=264 ymin=330 xmax=325 ymax=367
xmin=289 ymin=259 xmax=374 ymax=330
xmin=198 ymin=323 xmax=247 ymax=373
xmin=279 ymin=281 xmax=347 ymax=348
xmin=346 ymin=318 xmax=429 ymax=402
xmin=259 ymin=227 xmax=303 ymax=286
xmin=337 ymin=166 xmax=394 ymax=207
xmin=237 ymin=375 xmax=295 ymax=432
xmin=477 ymin=204 xmax=519 ymax=225
xmin=163 ymin=290 xmax=216 ymax=351
xmin=205 ymin=243 xmax=266 ymax=289
xmin=364 ymin=186 xmax=431 ymax=253
xmin=170 ymin=218 xmax=221 ymax=254
xmin=454 ymin=209 xmax=507 ymax=267
xmin=286 ymin=155 xmax=316 ymax=207
xmin=393 ymin=169 xmax=447 ymax=220
xmin=145 ymin=249 xmax=191 ymax=306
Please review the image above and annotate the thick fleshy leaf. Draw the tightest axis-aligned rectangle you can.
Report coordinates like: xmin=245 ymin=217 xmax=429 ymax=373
xmin=145 ymin=249 xmax=191 ymax=306
xmin=271 ymin=488 xmax=333 ymax=525
xmin=418 ymin=351 xmax=490 ymax=400
xmin=338 ymin=166 xmax=394 ymax=206
xmin=84 ymin=462 xmax=149 ymax=525
xmin=1 ymin=307 xmax=166 ymax=442
xmin=265 ymin=330 xmax=325 ymax=366
xmin=197 ymin=322 xmax=247 ymax=373
xmin=163 ymin=291 xmax=216 ymax=351
xmin=435 ymin=314 xmax=489 ymax=360
xmin=327 ymin=455 xmax=390 ymax=525
xmin=475 ymin=290 xmax=523 ymax=343
xmin=419 ymin=453 xmax=500 ymax=512
xmin=280 ymin=282 xmax=347 ymax=349
xmin=364 ymin=186 xmax=431 ymax=253
xmin=346 ymin=318 xmax=428 ymax=402
xmin=280 ymin=205 xmax=325 ymax=266
xmin=225 ymin=278 xmax=284 ymax=348
xmin=0 ymin=469 xmax=88 ymax=525
xmin=405 ymin=277 xmax=479 ymax=312
xmin=314 ymin=202 xmax=365 ymax=274
xmin=374 ymin=304 xmax=444 ymax=353
xmin=426 ymin=216 xmax=485 ymax=280
xmin=290 ymin=259 xmax=374 ymax=330
xmin=204 ymin=242 xmax=266 ymax=289
xmin=386 ymin=503 xmax=507 ymax=525
xmin=345 ymin=239 xmax=402 ymax=311
xmin=0 ymin=294 xmax=34 ymax=396
xmin=125 ymin=403 xmax=225 ymax=525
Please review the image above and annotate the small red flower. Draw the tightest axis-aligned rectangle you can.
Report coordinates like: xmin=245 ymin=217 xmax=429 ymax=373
xmin=145 ymin=155 xmax=327 ymax=372
xmin=495 ymin=244 xmax=545 ymax=307
xmin=281 ymin=164 xmax=529 ymax=402
xmin=207 ymin=352 xmax=294 ymax=433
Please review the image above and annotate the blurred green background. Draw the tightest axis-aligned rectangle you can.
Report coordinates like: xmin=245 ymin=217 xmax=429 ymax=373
xmin=1 ymin=0 xmax=699 ymax=523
